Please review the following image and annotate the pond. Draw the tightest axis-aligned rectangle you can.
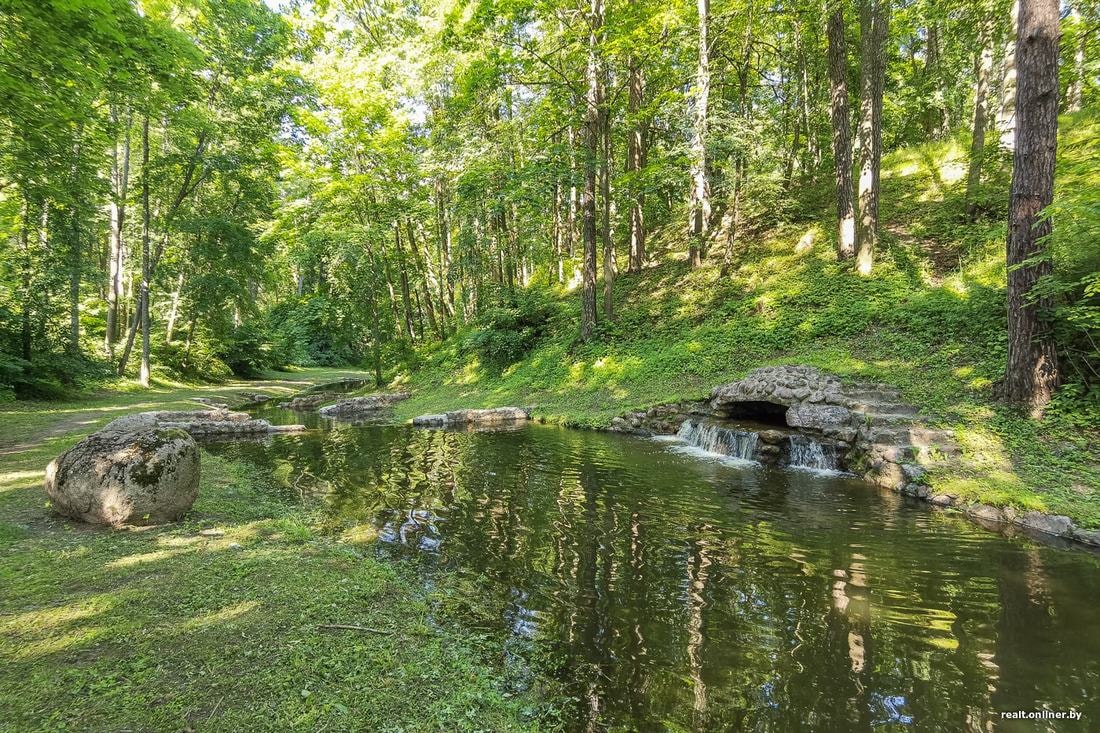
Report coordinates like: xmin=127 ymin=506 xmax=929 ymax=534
xmin=207 ymin=407 xmax=1100 ymax=732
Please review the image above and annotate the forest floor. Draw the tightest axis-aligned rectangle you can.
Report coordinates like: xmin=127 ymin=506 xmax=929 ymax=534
xmin=0 ymin=368 xmax=543 ymax=732
xmin=392 ymin=122 xmax=1100 ymax=528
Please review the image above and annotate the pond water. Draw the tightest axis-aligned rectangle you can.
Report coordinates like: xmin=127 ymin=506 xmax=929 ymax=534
xmin=209 ymin=408 xmax=1100 ymax=732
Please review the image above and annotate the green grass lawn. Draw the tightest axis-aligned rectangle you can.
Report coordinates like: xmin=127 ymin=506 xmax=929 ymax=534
xmin=0 ymin=369 xmax=548 ymax=732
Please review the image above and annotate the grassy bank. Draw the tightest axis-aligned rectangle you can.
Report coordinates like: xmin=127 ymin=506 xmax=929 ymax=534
xmin=0 ymin=370 xmax=547 ymax=732
xmin=392 ymin=123 xmax=1099 ymax=527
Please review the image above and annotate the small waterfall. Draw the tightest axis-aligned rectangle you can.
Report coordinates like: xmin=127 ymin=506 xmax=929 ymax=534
xmin=787 ymin=434 xmax=839 ymax=472
xmin=676 ymin=419 xmax=760 ymax=462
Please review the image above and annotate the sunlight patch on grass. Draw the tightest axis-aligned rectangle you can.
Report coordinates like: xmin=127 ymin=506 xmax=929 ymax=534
xmin=0 ymin=470 xmax=43 ymax=493
xmin=181 ymin=600 xmax=260 ymax=631
xmin=2 ymin=595 xmax=117 ymax=634
xmin=106 ymin=549 xmax=188 ymax=570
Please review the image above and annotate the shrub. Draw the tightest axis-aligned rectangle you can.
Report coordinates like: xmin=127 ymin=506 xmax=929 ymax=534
xmin=464 ymin=287 xmax=561 ymax=369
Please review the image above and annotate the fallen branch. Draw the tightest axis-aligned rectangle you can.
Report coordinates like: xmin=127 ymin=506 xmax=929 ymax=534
xmin=317 ymin=624 xmax=393 ymax=635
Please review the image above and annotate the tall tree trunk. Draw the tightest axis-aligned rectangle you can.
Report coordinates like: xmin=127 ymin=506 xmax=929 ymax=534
xmin=118 ymin=109 xmax=213 ymax=371
xmin=998 ymin=0 xmax=1020 ymax=150
xmin=407 ymin=219 xmax=442 ymax=339
xmin=19 ymin=198 xmax=31 ymax=362
xmin=567 ymin=126 xmax=578 ymax=259
xmin=165 ymin=272 xmax=185 ymax=343
xmin=395 ymin=221 xmax=416 ymax=341
xmin=580 ymin=0 xmax=602 ymax=341
xmin=599 ymin=58 xmax=613 ymax=321
xmin=688 ymin=0 xmax=711 ymax=268
xmin=139 ymin=116 xmax=151 ymax=387
xmin=1004 ymin=0 xmax=1060 ymax=413
xmin=433 ymin=176 xmax=455 ymax=319
xmin=1067 ymin=5 xmax=1085 ymax=112
xmin=105 ymin=110 xmax=131 ymax=356
xmin=719 ymin=157 xmax=744 ymax=277
xmin=796 ymin=28 xmax=817 ymax=175
xmin=856 ymin=0 xmax=889 ymax=276
xmin=552 ymin=148 xmax=564 ymax=283
xmin=626 ymin=57 xmax=647 ymax=274
xmin=926 ymin=21 xmax=949 ymax=137
xmin=966 ymin=13 xmax=995 ymax=219
xmin=367 ymin=256 xmax=384 ymax=387
xmin=827 ymin=2 xmax=856 ymax=260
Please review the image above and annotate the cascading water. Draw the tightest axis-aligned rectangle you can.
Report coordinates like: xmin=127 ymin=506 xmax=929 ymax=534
xmin=675 ymin=419 xmax=760 ymax=462
xmin=787 ymin=434 xmax=839 ymax=472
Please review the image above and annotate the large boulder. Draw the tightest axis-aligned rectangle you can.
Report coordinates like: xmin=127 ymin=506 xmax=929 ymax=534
xmin=45 ymin=427 xmax=200 ymax=527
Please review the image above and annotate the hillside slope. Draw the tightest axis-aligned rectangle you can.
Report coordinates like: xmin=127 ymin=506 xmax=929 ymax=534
xmin=393 ymin=117 xmax=1100 ymax=527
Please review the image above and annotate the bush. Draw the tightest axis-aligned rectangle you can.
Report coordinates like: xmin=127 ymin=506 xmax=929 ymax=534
xmin=463 ymin=287 xmax=561 ymax=369
xmin=268 ymin=295 xmax=364 ymax=367
xmin=218 ymin=323 xmax=277 ymax=378
xmin=154 ymin=339 xmax=233 ymax=382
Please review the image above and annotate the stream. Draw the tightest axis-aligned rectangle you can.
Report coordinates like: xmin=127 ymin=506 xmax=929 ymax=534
xmin=206 ymin=405 xmax=1100 ymax=731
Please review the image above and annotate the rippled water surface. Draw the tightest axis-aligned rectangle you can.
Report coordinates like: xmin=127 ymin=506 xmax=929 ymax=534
xmin=209 ymin=408 xmax=1100 ymax=731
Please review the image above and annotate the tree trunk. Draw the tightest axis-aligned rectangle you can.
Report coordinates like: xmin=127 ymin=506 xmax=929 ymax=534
xmin=1067 ymin=5 xmax=1085 ymax=112
xmin=165 ymin=272 xmax=185 ymax=343
xmin=997 ymin=0 xmax=1020 ymax=150
xmin=105 ymin=110 xmax=131 ymax=356
xmin=433 ymin=176 xmax=455 ymax=319
xmin=856 ymin=0 xmax=889 ymax=276
xmin=926 ymin=21 xmax=949 ymax=137
xmin=827 ymin=2 xmax=856 ymax=260
xmin=552 ymin=153 xmax=563 ymax=283
xmin=580 ymin=0 xmax=602 ymax=341
xmin=1004 ymin=0 xmax=1060 ymax=413
xmin=966 ymin=14 xmax=995 ymax=219
xmin=139 ymin=116 xmax=151 ymax=387
xmin=599 ymin=57 xmax=613 ymax=321
xmin=367 ymin=256 xmax=385 ymax=387
xmin=688 ymin=0 xmax=711 ymax=268
xmin=395 ymin=221 xmax=416 ymax=341
xmin=719 ymin=157 xmax=744 ymax=277
xmin=627 ymin=56 xmax=647 ymax=273
xmin=19 ymin=198 xmax=31 ymax=362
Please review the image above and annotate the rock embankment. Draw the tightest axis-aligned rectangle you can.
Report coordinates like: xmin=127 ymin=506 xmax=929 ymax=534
xmin=318 ymin=393 xmax=410 ymax=418
xmin=412 ymin=407 xmax=530 ymax=428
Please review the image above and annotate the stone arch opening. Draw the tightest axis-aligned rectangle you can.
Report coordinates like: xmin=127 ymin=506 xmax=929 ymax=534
xmin=718 ymin=400 xmax=790 ymax=427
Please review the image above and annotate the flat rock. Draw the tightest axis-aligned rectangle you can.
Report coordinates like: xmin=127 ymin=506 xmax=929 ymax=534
xmin=103 ymin=409 xmax=303 ymax=437
xmin=966 ymin=504 xmax=1005 ymax=523
xmin=1071 ymin=527 xmax=1100 ymax=547
xmin=930 ymin=494 xmax=956 ymax=507
xmin=318 ymin=393 xmax=410 ymax=418
xmin=280 ymin=392 xmax=337 ymax=411
xmin=1015 ymin=512 xmax=1073 ymax=537
xmin=413 ymin=407 xmax=530 ymax=428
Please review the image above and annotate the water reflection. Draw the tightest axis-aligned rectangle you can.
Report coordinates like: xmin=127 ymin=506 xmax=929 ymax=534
xmin=206 ymin=420 xmax=1100 ymax=732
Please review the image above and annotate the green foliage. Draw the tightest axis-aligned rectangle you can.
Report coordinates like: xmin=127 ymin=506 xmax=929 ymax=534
xmin=268 ymin=295 xmax=364 ymax=367
xmin=217 ymin=323 xmax=277 ymax=378
xmin=153 ymin=340 xmax=234 ymax=382
xmin=463 ymin=287 xmax=563 ymax=370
